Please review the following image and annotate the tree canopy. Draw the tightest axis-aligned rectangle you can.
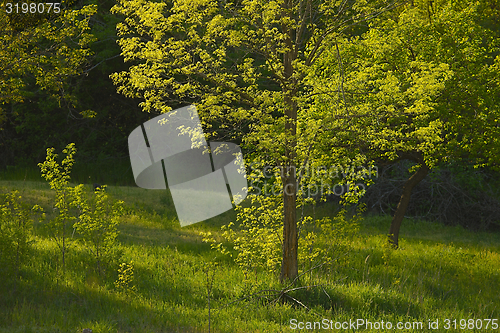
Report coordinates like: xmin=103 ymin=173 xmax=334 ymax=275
xmin=310 ymin=0 xmax=500 ymax=246
xmin=0 ymin=3 xmax=97 ymax=116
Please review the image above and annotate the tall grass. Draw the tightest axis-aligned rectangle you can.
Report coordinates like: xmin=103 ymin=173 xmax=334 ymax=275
xmin=1 ymin=180 xmax=499 ymax=332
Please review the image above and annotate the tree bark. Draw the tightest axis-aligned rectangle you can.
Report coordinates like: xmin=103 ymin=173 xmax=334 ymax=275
xmin=280 ymin=0 xmax=298 ymax=282
xmin=280 ymin=89 xmax=298 ymax=282
xmin=281 ymin=170 xmax=298 ymax=282
xmin=388 ymin=161 xmax=429 ymax=248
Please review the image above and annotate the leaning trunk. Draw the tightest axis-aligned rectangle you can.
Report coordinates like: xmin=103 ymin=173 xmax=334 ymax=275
xmin=389 ymin=162 xmax=429 ymax=248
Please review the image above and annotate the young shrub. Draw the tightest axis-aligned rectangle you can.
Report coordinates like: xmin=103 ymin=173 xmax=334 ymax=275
xmin=203 ymin=196 xmax=362 ymax=287
xmin=0 ymin=191 xmax=44 ymax=279
xmin=114 ymin=261 xmax=136 ymax=294
xmin=202 ymin=194 xmax=283 ymax=279
xmin=202 ymin=164 xmax=364 ymax=288
xmin=38 ymin=143 xmax=80 ymax=270
xmin=73 ymin=185 xmax=124 ymax=276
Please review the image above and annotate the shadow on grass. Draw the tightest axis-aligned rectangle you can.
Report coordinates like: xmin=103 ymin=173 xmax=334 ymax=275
xmin=118 ymin=222 xmax=214 ymax=255
xmin=0 ymin=243 xmax=209 ymax=333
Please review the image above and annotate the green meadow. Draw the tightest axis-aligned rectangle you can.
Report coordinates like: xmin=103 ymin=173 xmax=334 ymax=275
xmin=1 ymin=180 xmax=499 ymax=332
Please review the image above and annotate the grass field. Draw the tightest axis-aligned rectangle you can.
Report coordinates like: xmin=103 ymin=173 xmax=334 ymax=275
xmin=1 ymin=180 xmax=499 ymax=332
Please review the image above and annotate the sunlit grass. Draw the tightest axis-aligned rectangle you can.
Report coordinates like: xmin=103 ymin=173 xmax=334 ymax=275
xmin=1 ymin=180 xmax=499 ymax=332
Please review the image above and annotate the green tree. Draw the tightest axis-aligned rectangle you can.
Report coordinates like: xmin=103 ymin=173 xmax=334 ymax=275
xmin=311 ymin=0 xmax=500 ymax=247
xmin=111 ymin=0 xmax=400 ymax=282
xmin=0 ymin=191 xmax=44 ymax=279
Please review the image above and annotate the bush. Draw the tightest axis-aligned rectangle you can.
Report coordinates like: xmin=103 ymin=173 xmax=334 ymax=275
xmin=39 ymin=143 xmax=124 ymax=276
xmin=202 ymin=193 xmax=361 ymax=284
xmin=0 ymin=191 xmax=44 ymax=279
xmin=114 ymin=261 xmax=137 ymax=294
xmin=73 ymin=185 xmax=124 ymax=275
xmin=38 ymin=143 xmax=80 ymax=270
xmin=202 ymin=194 xmax=283 ymax=277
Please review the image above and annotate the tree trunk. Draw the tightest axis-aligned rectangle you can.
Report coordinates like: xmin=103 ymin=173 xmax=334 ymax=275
xmin=281 ymin=171 xmax=298 ymax=282
xmin=280 ymin=1 xmax=298 ymax=282
xmin=388 ymin=161 xmax=429 ymax=248
xmin=280 ymin=90 xmax=298 ymax=282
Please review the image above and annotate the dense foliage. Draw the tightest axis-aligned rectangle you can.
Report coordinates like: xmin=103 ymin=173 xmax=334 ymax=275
xmin=0 ymin=0 xmax=149 ymax=170
xmin=0 ymin=0 xmax=499 ymax=289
